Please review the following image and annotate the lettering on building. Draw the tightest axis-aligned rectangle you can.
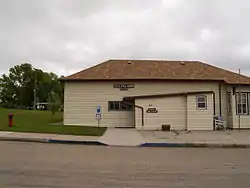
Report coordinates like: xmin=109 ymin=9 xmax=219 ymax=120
xmin=113 ymin=83 xmax=135 ymax=91
xmin=146 ymin=107 xmax=158 ymax=113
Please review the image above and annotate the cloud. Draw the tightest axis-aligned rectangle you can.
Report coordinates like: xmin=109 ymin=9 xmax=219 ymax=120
xmin=0 ymin=0 xmax=250 ymax=76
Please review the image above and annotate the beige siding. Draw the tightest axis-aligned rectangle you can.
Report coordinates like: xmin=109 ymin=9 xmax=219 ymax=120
xmin=64 ymin=81 xmax=225 ymax=127
xmin=135 ymin=96 xmax=186 ymax=130
xmin=187 ymin=93 xmax=214 ymax=130
xmin=64 ymin=82 xmax=134 ymax=127
xmin=220 ymin=84 xmax=229 ymax=123
xmin=227 ymin=115 xmax=233 ymax=128
xmin=135 ymin=107 xmax=143 ymax=128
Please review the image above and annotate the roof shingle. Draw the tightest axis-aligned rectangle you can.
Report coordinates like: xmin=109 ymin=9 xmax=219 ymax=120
xmin=63 ymin=59 xmax=250 ymax=84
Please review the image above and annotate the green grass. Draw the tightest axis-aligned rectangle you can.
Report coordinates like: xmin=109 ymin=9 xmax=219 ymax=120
xmin=0 ymin=108 xmax=106 ymax=136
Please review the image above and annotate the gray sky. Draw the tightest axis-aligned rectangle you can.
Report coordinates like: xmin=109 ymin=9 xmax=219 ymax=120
xmin=1 ymin=0 xmax=250 ymax=76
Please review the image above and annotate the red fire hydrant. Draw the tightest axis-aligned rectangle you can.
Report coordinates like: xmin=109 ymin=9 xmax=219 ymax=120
xmin=8 ymin=113 xmax=14 ymax=127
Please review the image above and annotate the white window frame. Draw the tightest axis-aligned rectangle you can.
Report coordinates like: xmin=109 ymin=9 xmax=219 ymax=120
xmin=236 ymin=93 xmax=248 ymax=115
xmin=196 ymin=95 xmax=207 ymax=110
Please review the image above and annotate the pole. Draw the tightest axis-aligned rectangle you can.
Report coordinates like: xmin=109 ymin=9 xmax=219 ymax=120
xmin=238 ymin=68 xmax=241 ymax=130
xmin=33 ymin=74 xmax=36 ymax=111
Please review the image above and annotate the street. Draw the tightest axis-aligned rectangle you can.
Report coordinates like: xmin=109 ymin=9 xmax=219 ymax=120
xmin=0 ymin=142 xmax=250 ymax=188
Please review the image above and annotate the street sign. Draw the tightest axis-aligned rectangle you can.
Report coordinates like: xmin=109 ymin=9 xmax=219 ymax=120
xmin=96 ymin=106 xmax=102 ymax=128
xmin=96 ymin=113 xmax=101 ymax=128
xmin=96 ymin=114 xmax=101 ymax=120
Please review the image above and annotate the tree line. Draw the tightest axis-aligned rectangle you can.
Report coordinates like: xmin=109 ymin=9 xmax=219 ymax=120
xmin=0 ymin=63 xmax=64 ymax=112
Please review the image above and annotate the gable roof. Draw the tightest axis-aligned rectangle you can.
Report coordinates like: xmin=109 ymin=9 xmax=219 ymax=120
xmin=63 ymin=59 xmax=250 ymax=85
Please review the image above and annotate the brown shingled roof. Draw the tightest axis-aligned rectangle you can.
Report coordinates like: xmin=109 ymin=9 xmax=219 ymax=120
xmin=63 ymin=59 xmax=250 ymax=84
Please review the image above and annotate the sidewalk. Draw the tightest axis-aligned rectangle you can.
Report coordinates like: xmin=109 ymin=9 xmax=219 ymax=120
xmin=1 ymin=129 xmax=250 ymax=148
xmin=139 ymin=130 xmax=250 ymax=148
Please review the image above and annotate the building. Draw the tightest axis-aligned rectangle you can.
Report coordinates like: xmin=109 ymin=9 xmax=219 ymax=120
xmin=62 ymin=60 xmax=250 ymax=130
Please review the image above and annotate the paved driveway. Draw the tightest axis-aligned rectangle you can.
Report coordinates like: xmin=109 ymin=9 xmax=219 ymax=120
xmin=0 ymin=141 xmax=250 ymax=188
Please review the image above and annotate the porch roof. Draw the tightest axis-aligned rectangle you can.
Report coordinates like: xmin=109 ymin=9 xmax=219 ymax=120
xmin=123 ymin=91 xmax=214 ymax=100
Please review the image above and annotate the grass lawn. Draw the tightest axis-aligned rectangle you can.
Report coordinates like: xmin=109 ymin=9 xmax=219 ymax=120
xmin=0 ymin=108 xmax=106 ymax=136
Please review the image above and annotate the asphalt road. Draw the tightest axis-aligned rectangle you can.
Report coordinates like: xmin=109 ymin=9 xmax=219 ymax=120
xmin=0 ymin=142 xmax=250 ymax=188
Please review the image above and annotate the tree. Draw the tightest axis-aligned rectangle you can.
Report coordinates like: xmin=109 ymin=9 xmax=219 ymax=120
xmin=0 ymin=74 xmax=18 ymax=107
xmin=0 ymin=63 xmax=64 ymax=109
xmin=48 ymin=91 xmax=61 ymax=116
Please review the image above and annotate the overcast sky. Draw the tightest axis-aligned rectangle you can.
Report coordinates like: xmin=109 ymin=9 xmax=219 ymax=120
xmin=1 ymin=0 xmax=250 ymax=76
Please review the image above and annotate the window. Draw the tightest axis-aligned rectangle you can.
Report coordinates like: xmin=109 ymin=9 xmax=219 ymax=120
xmin=227 ymin=93 xmax=232 ymax=114
xmin=196 ymin=95 xmax=207 ymax=110
xmin=108 ymin=101 xmax=133 ymax=111
xmin=236 ymin=93 xmax=248 ymax=114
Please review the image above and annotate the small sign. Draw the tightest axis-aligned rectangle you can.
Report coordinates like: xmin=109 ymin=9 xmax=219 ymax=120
xmin=96 ymin=114 xmax=102 ymax=120
xmin=146 ymin=107 xmax=158 ymax=113
xmin=113 ymin=83 xmax=135 ymax=91
xmin=96 ymin=106 xmax=101 ymax=114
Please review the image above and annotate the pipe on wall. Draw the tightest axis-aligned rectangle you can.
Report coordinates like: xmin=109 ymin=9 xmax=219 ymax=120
xmin=219 ymin=84 xmax=222 ymax=116
xmin=135 ymin=105 xmax=144 ymax=127
xmin=122 ymin=100 xmax=144 ymax=127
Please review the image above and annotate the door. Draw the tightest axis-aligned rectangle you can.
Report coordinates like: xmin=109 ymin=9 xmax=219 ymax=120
xmin=158 ymin=96 xmax=187 ymax=130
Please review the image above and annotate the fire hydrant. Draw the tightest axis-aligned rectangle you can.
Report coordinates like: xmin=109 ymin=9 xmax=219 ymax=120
xmin=8 ymin=113 xmax=14 ymax=127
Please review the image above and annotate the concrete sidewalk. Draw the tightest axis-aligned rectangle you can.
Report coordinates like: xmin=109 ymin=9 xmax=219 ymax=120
xmin=140 ymin=130 xmax=250 ymax=145
xmin=98 ymin=128 xmax=145 ymax=146
xmin=1 ymin=129 xmax=250 ymax=148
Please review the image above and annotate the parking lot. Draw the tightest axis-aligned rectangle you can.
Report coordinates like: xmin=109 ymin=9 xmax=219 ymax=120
xmin=0 ymin=141 xmax=250 ymax=188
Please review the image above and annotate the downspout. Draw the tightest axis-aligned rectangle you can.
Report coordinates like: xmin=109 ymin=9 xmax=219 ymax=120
xmin=123 ymin=100 xmax=144 ymax=127
xmin=219 ymin=84 xmax=222 ymax=117
xmin=136 ymin=105 xmax=144 ymax=127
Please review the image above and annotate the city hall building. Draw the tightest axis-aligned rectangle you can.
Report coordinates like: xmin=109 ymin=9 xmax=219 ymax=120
xmin=62 ymin=60 xmax=250 ymax=130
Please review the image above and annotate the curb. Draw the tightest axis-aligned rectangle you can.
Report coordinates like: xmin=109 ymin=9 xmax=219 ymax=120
xmin=0 ymin=137 xmax=107 ymax=146
xmin=1 ymin=137 xmax=250 ymax=148
xmin=0 ymin=137 xmax=50 ymax=143
xmin=48 ymin=139 xmax=107 ymax=145
xmin=140 ymin=142 xmax=250 ymax=148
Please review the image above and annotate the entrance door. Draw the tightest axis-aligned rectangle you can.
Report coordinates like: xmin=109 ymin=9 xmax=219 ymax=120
xmin=158 ymin=96 xmax=187 ymax=130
